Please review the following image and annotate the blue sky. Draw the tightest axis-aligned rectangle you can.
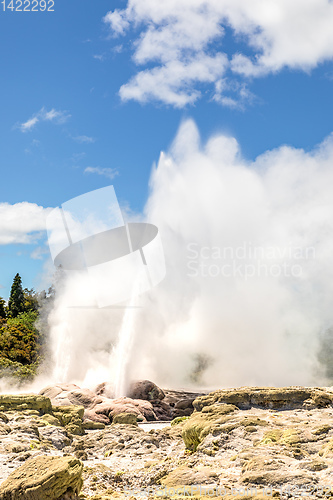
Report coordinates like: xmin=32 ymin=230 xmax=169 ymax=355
xmin=1 ymin=0 xmax=333 ymax=299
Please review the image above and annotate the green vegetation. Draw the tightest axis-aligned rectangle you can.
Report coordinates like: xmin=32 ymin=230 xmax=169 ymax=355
xmin=0 ymin=297 xmax=6 ymax=320
xmin=7 ymin=273 xmax=25 ymax=319
xmin=0 ymin=273 xmax=54 ymax=384
xmin=171 ymin=416 xmax=190 ymax=426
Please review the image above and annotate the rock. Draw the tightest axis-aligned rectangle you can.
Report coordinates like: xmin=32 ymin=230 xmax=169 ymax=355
xmin=39 ymin=426 xmax=72 ymax=450
xmin=161 ymin=465 xmax=218 ymax=487
xmin=74 ymin=450 xmax=87 ymax=461
xmin=82 ymin=420 xmax=105 ymax=430
xmin=127 ymin=380 xmax=165 ymax=401
xmin=112 ymin=413 xmax=138 ymax=425
xmin=301 ymin=460 xmax=328 ymax=471
xmin=40 ymin=383 xmax=162 ymax=425
xmin=39 ymin=384 xmax=80 ymax=400
xmin=0 ymin=423 xmax=11 ymax=435
xmin=85 ymin=397 xmax=157 ymax=424
xmin=0 ymin=394 xmax=52 ymax=414
xmin=151 ymin=400 xmax=173 ymax=420
xmin=172 ymin=407 xmax=194 ymax=418
xmin=182 ymin=403 xmax=237 ymax=451
xmin=83 ymin=409 xmax=110 ymax=425
xmin=193 ymin=387 xmax=333 ymax=411
xmin=240 ymin=470 xmax=310 ymax=486
xmin=109 ymin=398 xmax=157 ymax=422
xmin=66 ymin=388 xmax=102 ymax=409
xmin=0 ymin=413 xmax=9 ymax=423
xmin=0 ymin=455 xmax=83 ymax=499
xmin=52 ymin=406 xmax=84 ymax=436
xmin=41 ymin=414 xmax=61 ymax=426
xmin=319 ymin=437 xmax=333 ymax=457
xmin=5 ymin=443 xmax=30 ymax=454
xmin=174 ymin=398 xmax=195 ymax=410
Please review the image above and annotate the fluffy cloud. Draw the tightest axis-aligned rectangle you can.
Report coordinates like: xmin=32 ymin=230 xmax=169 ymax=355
xmin=104 ymin=0 xmax=333 ymax=107
xmin=84 ymin=167 xmax=119 ymax=180
xmin=0 ymin=202 xmax=52 ymax=245
xmin=18 ymin=107 xmax=71 ymax=132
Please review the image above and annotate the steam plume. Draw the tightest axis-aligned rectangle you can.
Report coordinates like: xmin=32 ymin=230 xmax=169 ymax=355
xmin=48 ymin=120 xmax=333 ymax=390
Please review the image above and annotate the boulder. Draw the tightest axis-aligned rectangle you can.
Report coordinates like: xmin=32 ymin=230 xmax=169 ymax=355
xmin=83 ymin=409 xmax=110 ymax=425
xmin=127 ymin=380 xmax=165 ymax=401
xmin=39 ymin=426 xmax=72 ymax=450
xmin=175 ymin=398 xmax=195 ymax=410
xmin=82 ymin=420 xmax=105 ymax=430
xmin=84 ymin=397 xmax=157 ymax=424
xmin=151 ymin=400 xmax=173 ymax=421
xmin=0 ymin=394 xmax=52 ymax=414
xmin=109 ymin=397 xmax=157 ymax=421
xmin=52 ymin=406 xmax=84 ymax=436
xmin=182 ymin=403 xmax=237 ymax=451
xmin=41 ymin=414 xmax=61 ymax=427
xmin=39 ymin=384 xmax=80 ymax=399
xmin=66 ymin=389 xmax=102 ymax=409
xmin=0 ymin=455 xmax=83 ymax=499
xmin=112 ymin=412 xmax=138 ymax=425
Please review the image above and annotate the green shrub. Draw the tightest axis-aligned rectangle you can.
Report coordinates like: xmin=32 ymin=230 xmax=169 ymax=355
xmin=0 ymin=323 xmax=38 ymax=365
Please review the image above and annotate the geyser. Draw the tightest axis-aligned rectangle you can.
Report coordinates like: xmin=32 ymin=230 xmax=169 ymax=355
xmin=46 ymin=185 xmax=165 ymax=395
xmin=46 ymin=119 xmax=333 ymax=391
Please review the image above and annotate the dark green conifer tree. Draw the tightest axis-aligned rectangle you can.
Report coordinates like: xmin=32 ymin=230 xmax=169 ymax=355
xmin=0 ymin=297 xmax=6 ymax=319
xmin=7 ymin=273 xmax=25 ymax=318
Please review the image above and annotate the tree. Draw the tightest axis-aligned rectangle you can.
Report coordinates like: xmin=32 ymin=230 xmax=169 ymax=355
xmin=0 ymin=297 xmax=6 ymax=320
xmin=7 ymin=274 xmax=25 ymax=318
xmin=23 ymin=288 xmax=39 ymax=313
xmin=0 ymin=323 xmax=37 ymax=365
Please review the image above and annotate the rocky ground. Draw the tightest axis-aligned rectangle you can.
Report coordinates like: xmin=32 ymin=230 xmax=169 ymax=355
xmin=0 ymin=384 xmax=333 ymax=499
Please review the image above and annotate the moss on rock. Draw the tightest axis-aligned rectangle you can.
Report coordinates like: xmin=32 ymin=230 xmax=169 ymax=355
xmin=181 ymin=403 xmax=236 ymax=451
xmin=193 ymin=387 xmax=333 ymax=411
xmin=0 ymin=394 xmax=52 ymax=414
xmin=112 ymin=413 xmax=138 ymax=425
xmin=0 ymin=455 xmax=83 ymax=499
xmin=40 ymin=414 xmax=61 ymax=427
xmin=52 ymin=405 xmax=84 ymax=436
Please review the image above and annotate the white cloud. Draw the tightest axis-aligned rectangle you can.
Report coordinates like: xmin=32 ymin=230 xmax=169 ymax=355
xmin=31 ymin=246 xmax=50 ymax=260
xmin=214 ymin=78 xmax=255 ymax=109
xmin=18 ymin=107 xmax=71 ymax=132
xmin=0 ymin=202 xmax=52 ymax=245
xmin=104 ymin=0 xmax=333 ymax=107
xmin=20 ymin=116 xmax=39 ymax=132
xmin=84 ymin=167 xmax=119 ymax=180
xmin=120 ymin=54 xmax=228 ymax=107
xmin=73 ymin=135 xmax=95 ymax=144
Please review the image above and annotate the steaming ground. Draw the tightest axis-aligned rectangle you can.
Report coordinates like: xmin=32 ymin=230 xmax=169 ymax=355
xmin=46 ymin=120 xmax=333 ymax=393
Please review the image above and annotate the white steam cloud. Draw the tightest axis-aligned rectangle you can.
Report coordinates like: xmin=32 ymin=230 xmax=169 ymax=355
xmin=47 ymin=120 xmax=333 ymax=390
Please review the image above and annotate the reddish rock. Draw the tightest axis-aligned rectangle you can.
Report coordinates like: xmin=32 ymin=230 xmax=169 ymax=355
xmin=38 ymin=383 xmax=202 ymax=424
xmin=127 ymin=380 xmax=165 ymax=401
xmin=83 ymin=409 xmax=110 ymax=425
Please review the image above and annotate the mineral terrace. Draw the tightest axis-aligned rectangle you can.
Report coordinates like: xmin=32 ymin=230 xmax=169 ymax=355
xmin=0 ymin=382 xmax=333 ymax=499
